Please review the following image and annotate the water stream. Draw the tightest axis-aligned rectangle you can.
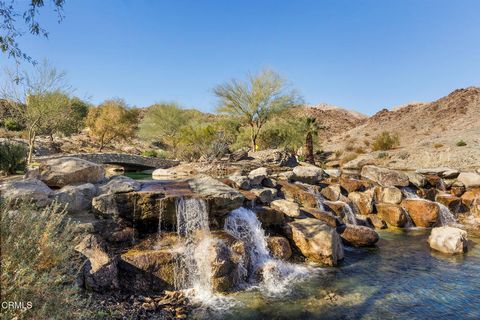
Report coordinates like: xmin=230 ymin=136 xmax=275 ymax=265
xmin=224 ymin=207 xmax=312 ymax=297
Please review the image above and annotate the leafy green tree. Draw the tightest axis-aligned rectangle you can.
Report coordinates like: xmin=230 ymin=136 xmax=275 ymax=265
xmin=86 ymin=99 xmax=139 ymax=151
xmin=303 ymin=117 xmax=324 ymax=164
xmin=1 ymin=0 xmax=66 ymax=63
xmin=214 ymin=69 xmax=302 ymax=151
xmin=1 ymin=61 xmax=81 ymax=163
xmin=139 ymin=103 xmax=191 ymax=158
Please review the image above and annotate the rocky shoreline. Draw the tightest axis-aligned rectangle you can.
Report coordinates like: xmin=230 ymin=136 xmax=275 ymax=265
xmin=1 ymin=154 xmax=479 ymax=318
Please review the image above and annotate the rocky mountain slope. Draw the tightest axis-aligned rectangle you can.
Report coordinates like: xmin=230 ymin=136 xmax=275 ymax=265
xmin=322 ymin=87 xmax=480 ymax=170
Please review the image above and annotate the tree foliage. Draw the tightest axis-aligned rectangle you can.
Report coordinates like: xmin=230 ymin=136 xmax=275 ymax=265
xmin=371 ymin=131 xmax=400 ymax=151
xmin=214 ymin=69 xmax=302 ymax=151
xmin=0 ymin=0 xmax=66 ymax=63
xmin=0 ymin=140 xmax=27 ymax=174
xmin=86 ymin=99 xmax=139 ymax=151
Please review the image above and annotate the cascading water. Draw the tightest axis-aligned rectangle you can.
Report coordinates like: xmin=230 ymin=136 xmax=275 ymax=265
xmin=224 ymin=207 xmax=311 ymax=297
xmin=437 ymin=203 xmax=456 ymax=226
xmin=157 ymin=199 xmax=165 ymax=239
xmin=402 ymin=187 xmax=420 ymax=199
xmin=173 ymin=197 xmax=213 ymax=295
xmin=314 ymin=192 xmax=326 ymax=211
xmin=341 ymin=202 xmax=358 ymax=225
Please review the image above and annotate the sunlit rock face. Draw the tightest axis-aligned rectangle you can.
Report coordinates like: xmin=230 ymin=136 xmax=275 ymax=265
xmin=428 ymin=226 xmax=468 ymax=254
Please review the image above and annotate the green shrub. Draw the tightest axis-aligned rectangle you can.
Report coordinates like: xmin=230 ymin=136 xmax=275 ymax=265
xmin=0 ymin=141 xmax=28 ymax=174
xmin=433 ymin=143 xmax=444 ymax=149
xmin=372 ymin=131 xmax=400 ymax=151
xmin=141 ymin=150 xmax=158 ymax=158
xmin=456 ymin=140 xmax=467 ymax=147
xmin=378 ymin=152 xmax=389 ymax=159
xmin=0 ymin=201 xmax=87 ymax=319
xmin=2 ymin=118 xmax=24 ymax=131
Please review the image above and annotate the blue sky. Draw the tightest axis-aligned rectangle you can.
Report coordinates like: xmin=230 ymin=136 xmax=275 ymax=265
xmin=1 ymin=0 xmax=479 ymax=115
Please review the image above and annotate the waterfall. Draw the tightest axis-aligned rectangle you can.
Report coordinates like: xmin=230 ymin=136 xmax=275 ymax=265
xmin=342 ymin=202 xmax=358 ymax=225
xmin=315 ymin=192 xmax=326 ymax=211
xmin=437 ymin=203 xmax=456 ymax=226
xmin=224 ymin=207 xmax=311 ymax=297
xmin=402 ymin=187 xmax=420 ymax=199
xmin=157 ymin=199 xmax=165 ymax=239
xmin=173 ymin=197 xmax=213 ymax=294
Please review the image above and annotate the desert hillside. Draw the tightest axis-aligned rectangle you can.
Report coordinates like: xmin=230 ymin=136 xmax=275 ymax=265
xmin=323 ymin=87 xmax=480 ymax=170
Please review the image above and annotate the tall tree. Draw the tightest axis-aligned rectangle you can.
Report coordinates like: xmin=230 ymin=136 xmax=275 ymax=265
xmin=1 ymin=0 xmax=66 ymax=63
xmin=1 ymin=61 xmax=78 ymax=163
xmin=214 ymin=69 xmax=302 ymax=151
xmin=86 ymin=99 xmax=138 ymax=151
xmin=303 ymin=117 xmax=323 ymax=165
xmin=139 ymin=103 xmax=190 ymax=158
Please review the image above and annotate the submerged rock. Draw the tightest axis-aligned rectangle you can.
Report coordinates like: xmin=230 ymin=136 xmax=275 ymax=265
xmin=361 ymin=165 xmax=409 ymax=187
xmin=0 ymin=178 xmax=53 ymax=207
xmin=428 ymin=226 xmax=468 ymax=254
xmin=286 ymin=218 xmax=344 ymax=266
xmin=339 ymin=224 xmax=379 ymax=247
xmin=401 ymin=199 xmax=439 ymax=227
xmin=34 ymin=157 xmax=105 ymax=187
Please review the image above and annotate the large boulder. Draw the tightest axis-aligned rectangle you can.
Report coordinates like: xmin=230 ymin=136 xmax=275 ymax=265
xmin=278 ymin=181 xmax=319 ymax=209
xmin=292 ymin=166 xmax=324 ymax=185
xmin=35 ymin=157 xmax=105 ymax=187
xmin=339 ymin=176 xmax=367 ymax=193
xmin=428 ymin=227 xmax=468 ymax=254
xmin=457 ymin=172 xmax=480 ymax=188
xmin=254 ymin=206 xmax=285 ymax=228
xmin=228 ymin=173 xmax=251 ymax=190
xmin=435 ymin=193 xmax=468 ymax=214
xmin=250 ymin=187 xmax=277 ymax=204
xmin=76 ymin=234 xmax=118 ymax=291
xmin=348 ymin=190 xmax=374 ymax=215
xmin=401 ymin=199 xmax=439 ymax=227
xmin=0 ymin=179 xmax=53 ymax=207
xmin=405 ymin=172 xmax=427 ymax=187
xmin=375 ymin=203 xmax=407 ymax=227
xmin=286 ymin=218 xmax=344 ymax=266
xmin=270 ymin=199 xmax=301 ymax=218
xmin=98 ymin=176 xmax=141 ymax=194
xmin=461 ymin=188 xmax=480 ymax=208
xmin=361 ymin=165 xmax=409 ymax=187
xmin=339 ymin=224 xmax=379 ymax=247
xmin=374 ymin=186 xmax=403 ymax=204
xmin=266 ymin=236 xmax=292 ymax=260
xmin=301 ymin=207 xmax=343 ymax=228
xmin=416 ymin=168 xmax=460 ymax=179
xmin=249 ymin=149 xmax=298 ymax=167
xmin=248 ymin=167 xmax=270 ymax=186
xmin=320 ymin=184 xmax=342 ymax=201
xmin=54 ymin=183 xmax=97 ymax=213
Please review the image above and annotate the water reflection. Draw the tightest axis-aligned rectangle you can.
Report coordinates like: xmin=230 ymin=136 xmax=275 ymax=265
xmin=219 ymin=230 xmax=480 ymax=320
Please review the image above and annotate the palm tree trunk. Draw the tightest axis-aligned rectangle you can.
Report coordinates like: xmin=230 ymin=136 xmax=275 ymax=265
xmin=305 ymin=132 xmax=315 ymax=164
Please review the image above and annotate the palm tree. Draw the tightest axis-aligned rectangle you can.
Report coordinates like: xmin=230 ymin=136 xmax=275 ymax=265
xmin=304 ymin=117 xmax=323 ymax=165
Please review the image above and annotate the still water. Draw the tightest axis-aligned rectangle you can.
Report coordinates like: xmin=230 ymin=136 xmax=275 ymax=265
xmin=221 ymin=229 xmax=480 ymax=320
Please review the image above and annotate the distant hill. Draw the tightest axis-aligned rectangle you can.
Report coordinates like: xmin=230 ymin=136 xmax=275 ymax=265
xmin=323 ymin=87 xmax=480 ymax=170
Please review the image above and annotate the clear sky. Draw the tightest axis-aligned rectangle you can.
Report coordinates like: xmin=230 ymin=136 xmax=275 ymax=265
xmin=1 ymin=0 xmax=479 ymax=115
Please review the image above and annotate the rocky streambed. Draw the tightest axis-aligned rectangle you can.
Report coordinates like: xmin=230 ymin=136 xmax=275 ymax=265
xmin=1 ymin=156 xmax=480 ymax=319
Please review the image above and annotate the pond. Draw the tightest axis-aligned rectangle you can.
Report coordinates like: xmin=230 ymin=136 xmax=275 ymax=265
xmin=216 ymin=229 xmax=480 ymax=320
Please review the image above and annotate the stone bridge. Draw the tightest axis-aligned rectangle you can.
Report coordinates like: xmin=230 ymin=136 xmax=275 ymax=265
xmin=36 ymin=153 xmax=179 ymax=171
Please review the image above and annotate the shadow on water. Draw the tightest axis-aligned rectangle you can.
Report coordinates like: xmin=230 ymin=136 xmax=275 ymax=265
xmin=216 ymin=229 xmax=480 ymax=320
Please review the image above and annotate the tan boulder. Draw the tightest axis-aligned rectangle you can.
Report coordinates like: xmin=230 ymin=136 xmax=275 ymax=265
xmin=401 ymin=199 xmax=439 ymax=227
xmin=457 ymin=172 xmax=480 ymax=188
xmin=348 ymin=190 xmax=374 ymax=215
xmin=367 ymin=214 xmax=387 ymax=229
xmin=286 ymin=218 xmax=344 ymax=266
xmin=270 ymin=199 xmax=301 ymax=217
xmin=435 ymin=193 xmax=468 ymax=214
xmin=339 ymin=176 xmax=367 ymax=193
xmin=278 ymin=181 xmax=319 ymax=209
xmin=266 ymin=236 xmax=292 ymax=260
xmin=461 ymin=188 xmax=480 ymax=208
xmin=320 ymin=184 xmax=342 ymax=201
xmin=301 ymin=207 xmax=343 ymax=228
xmin=375 ymin=203 xmax=407 ymax=227
xmin=361 ymin=165 xmax=409 ymax=187
xmin=340 ymin=224 xmax=379 ymax=247
xmin=374 ymin=186 xmax=403 ymax=204
xmin=254 ymin=206 xmax=285 ymax=228
xmin=36 ymin=157 xmax=105 ymax=187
